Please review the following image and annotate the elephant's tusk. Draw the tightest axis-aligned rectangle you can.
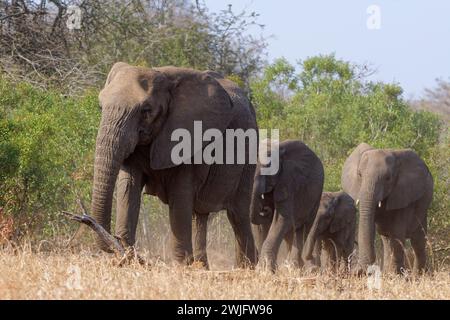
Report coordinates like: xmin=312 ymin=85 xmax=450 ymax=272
xmin=356 ymin=199 xmax=360 ymax=206
xmin=378 ymin=201 xmax=382 ymax=208
xmin=259 ymin=211 xmax=267 ymax=217
xmin=261 ymin=194 xmax=264 ymax=200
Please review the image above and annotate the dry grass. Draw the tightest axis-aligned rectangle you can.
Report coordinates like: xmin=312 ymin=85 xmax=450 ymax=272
xmin=0 ymin=244 xmax=449 ymax=300
xmin=0 ymin=213 xmax=448 ymax=300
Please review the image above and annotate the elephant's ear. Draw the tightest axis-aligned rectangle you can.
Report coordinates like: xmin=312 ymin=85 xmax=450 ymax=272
xmin=273 ymin=159 xmax=306 ymax=202
xmin=341 ymin=143 xmax=373 ymax=200
xmin=386 ymin=150 xmax=429 ymax=211
xmin=149 ymin=71 xmax=235 ymax=170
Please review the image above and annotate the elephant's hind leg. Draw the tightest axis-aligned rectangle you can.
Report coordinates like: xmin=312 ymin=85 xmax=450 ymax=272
xmin=389 ymin=237 xmax=406 ymax=274
xmin=193 ymin=212 xmax=209 ymax=269
xmin=227 ymin=165 xmax=257 ymax=268
xmin=410 ymin=230 xmax=427 ymax=274
xmin=226 ymin=207 xmax=257 ymax=268
xmin=322 ymin=239 xmax=338 ymax=271
xmin=410 ymin=198 xmax=429 ymax=275
xmin=290 ymin=226 xmax=306 ymax=268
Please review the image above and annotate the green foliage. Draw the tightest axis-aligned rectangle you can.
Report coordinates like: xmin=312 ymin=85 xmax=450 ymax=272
xmin=252 ymin=55 xmax=447 ymax=238
xmin=0 ymin=78 xmax=99 ymax=236
xmin=0 ymin=54 xmax=447 ymax=246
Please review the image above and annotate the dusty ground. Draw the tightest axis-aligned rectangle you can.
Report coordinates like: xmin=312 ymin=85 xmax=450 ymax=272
xmin=0 ymin=245 xmax=449 ymax=300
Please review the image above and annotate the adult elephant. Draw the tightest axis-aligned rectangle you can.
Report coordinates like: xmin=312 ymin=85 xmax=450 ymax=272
xmin=91 ymin=62 xmax=257 ymax=267
xmin=342 ymin=143 xmax=433 ymax=274
xmin=250 ymin=140 xmax=324 ymax=271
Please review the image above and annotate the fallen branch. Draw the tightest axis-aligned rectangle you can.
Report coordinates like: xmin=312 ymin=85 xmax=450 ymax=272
xmin=61 ymin=211 xmax=125 ymax=256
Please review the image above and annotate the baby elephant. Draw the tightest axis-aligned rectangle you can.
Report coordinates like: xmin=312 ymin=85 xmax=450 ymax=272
xmin=250 ymin=139 xmax=324 ymax=271
xmin=302 ymin=191 xmax=356 ymax=271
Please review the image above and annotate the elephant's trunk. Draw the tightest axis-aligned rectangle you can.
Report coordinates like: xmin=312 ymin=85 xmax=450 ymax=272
xmin=358 ymin=183 xmax=377 ymax=269
xmin=302 ymin=215 xmax=321 ymax=263
xmin=250 ymin=176 xmax=266 ymax=225
xmin=91 ymin=123 xmax=128 ymax=250
xmin=250 ymin=191 xmax=263 ymax=225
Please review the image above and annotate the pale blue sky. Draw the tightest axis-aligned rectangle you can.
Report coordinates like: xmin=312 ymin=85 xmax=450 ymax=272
xmin=206 ymin=0 xmax=450 ymax=98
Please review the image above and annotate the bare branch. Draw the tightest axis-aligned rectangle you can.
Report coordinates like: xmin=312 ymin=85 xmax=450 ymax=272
xmin=62 ymin=211 xmax=125 ymax=256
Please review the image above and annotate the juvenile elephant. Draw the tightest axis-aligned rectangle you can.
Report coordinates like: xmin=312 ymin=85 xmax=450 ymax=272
xmin=91 ymin=62 xmax=257 ymax=267
xmin=302 ymin=191 xmax=356 ymax=270
xmin=342 ymin=143 xmax=433 ymax=274
xmin=250 ymin=140 xmax=324 ymax=271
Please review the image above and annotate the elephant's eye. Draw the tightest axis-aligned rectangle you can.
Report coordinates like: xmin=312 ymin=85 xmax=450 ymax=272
xmin=141 ymin=106 xmax=152 ymax=117
xmin=142 ymin=105 xmax=151 ymax=112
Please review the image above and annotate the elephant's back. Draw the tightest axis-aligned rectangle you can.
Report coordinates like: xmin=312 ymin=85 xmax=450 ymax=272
xmin=281 ymin=140 xmax=324 ymax=180
xmin=205 ymin=71 xmax=257 ymax=131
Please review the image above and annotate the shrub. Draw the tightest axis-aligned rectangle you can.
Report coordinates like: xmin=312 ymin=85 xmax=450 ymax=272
xmin=251 ymin=55 xmax=447 ymax=242
xmin=0 ymin=77 xmax=99 ymax=237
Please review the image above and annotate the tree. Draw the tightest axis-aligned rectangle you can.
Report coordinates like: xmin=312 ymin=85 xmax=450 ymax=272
xmin=252 ymin=55 xmax=442 ymax=192
xmin=0 ymin=0 xmax=267 ymax=94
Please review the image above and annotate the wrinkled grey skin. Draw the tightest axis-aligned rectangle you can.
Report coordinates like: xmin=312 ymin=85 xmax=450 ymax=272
xmin=250 ymin=140 xmax=324 ymax=271
xmin=92 ymin=62 xmax=256 ymax=267
xmin=342 ymin=143 xmax=433 ymax=274
xmin=302 ymin=191 xmax=356 ymax=271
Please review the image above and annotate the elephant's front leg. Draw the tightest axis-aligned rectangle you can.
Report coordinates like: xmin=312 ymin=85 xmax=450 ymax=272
xmin=193 ymin=212 xmax=209 ymax=269
xmin=381 ymin=235 xmax=393 ymax=272
xmin=387 ymin=209 xmax=407 ymax=274
xmin=258 ymin=203 xmax=293 ymax=272
xmin=168 ymin=166 xmax=194 ymax=265
xmin=322 ymin=239 xmax=338 ymax=270
xmin=313 ymin=240 xmax=322 ymax=267
xmin=115 ymin=161 xmax=144 ymax=246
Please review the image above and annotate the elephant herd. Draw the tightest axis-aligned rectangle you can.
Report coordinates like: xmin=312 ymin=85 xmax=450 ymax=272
xmin=91 ymin=63 xmax=433 ymax=275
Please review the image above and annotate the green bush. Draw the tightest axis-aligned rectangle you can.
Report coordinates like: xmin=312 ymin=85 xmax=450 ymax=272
xmin=0 ymin=54 xmax=447 ymax=248
xmin=251 ymin=55 xmax=447 ymax=242
xmin=0 ymin=78 xmax=99 ymax=237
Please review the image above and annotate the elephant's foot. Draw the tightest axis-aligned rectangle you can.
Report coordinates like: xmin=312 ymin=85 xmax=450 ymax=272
xmin=172 ymin=250 xmax=195 ymax=266
xmin=351 ymin=262 xmax=369 ymax=277
xmin=192 ymin=256 xmax=209 ymax=270
xmin=412 ymin=264 xmax=426 ymax=276
xmin=236 ymin=254 xmax=256 ymax=270
xmin=256 ymin=255 xmax=276 ymax=273
xmin=303 ymin=260 xmax=319 ymax=274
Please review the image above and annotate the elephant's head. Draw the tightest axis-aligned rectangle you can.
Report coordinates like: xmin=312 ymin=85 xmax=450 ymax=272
xmin=341 ymin=143 xmax=429 ymax=269
xmin=250 ymin=164 xmax=277 ymax=226
xmin=249 ymin=139 xmax=284 ymax=225
xmin=91 ymin=63 xmax=235 ymax=247
xmin=250 ymin=140 xmax=308 ymax=226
